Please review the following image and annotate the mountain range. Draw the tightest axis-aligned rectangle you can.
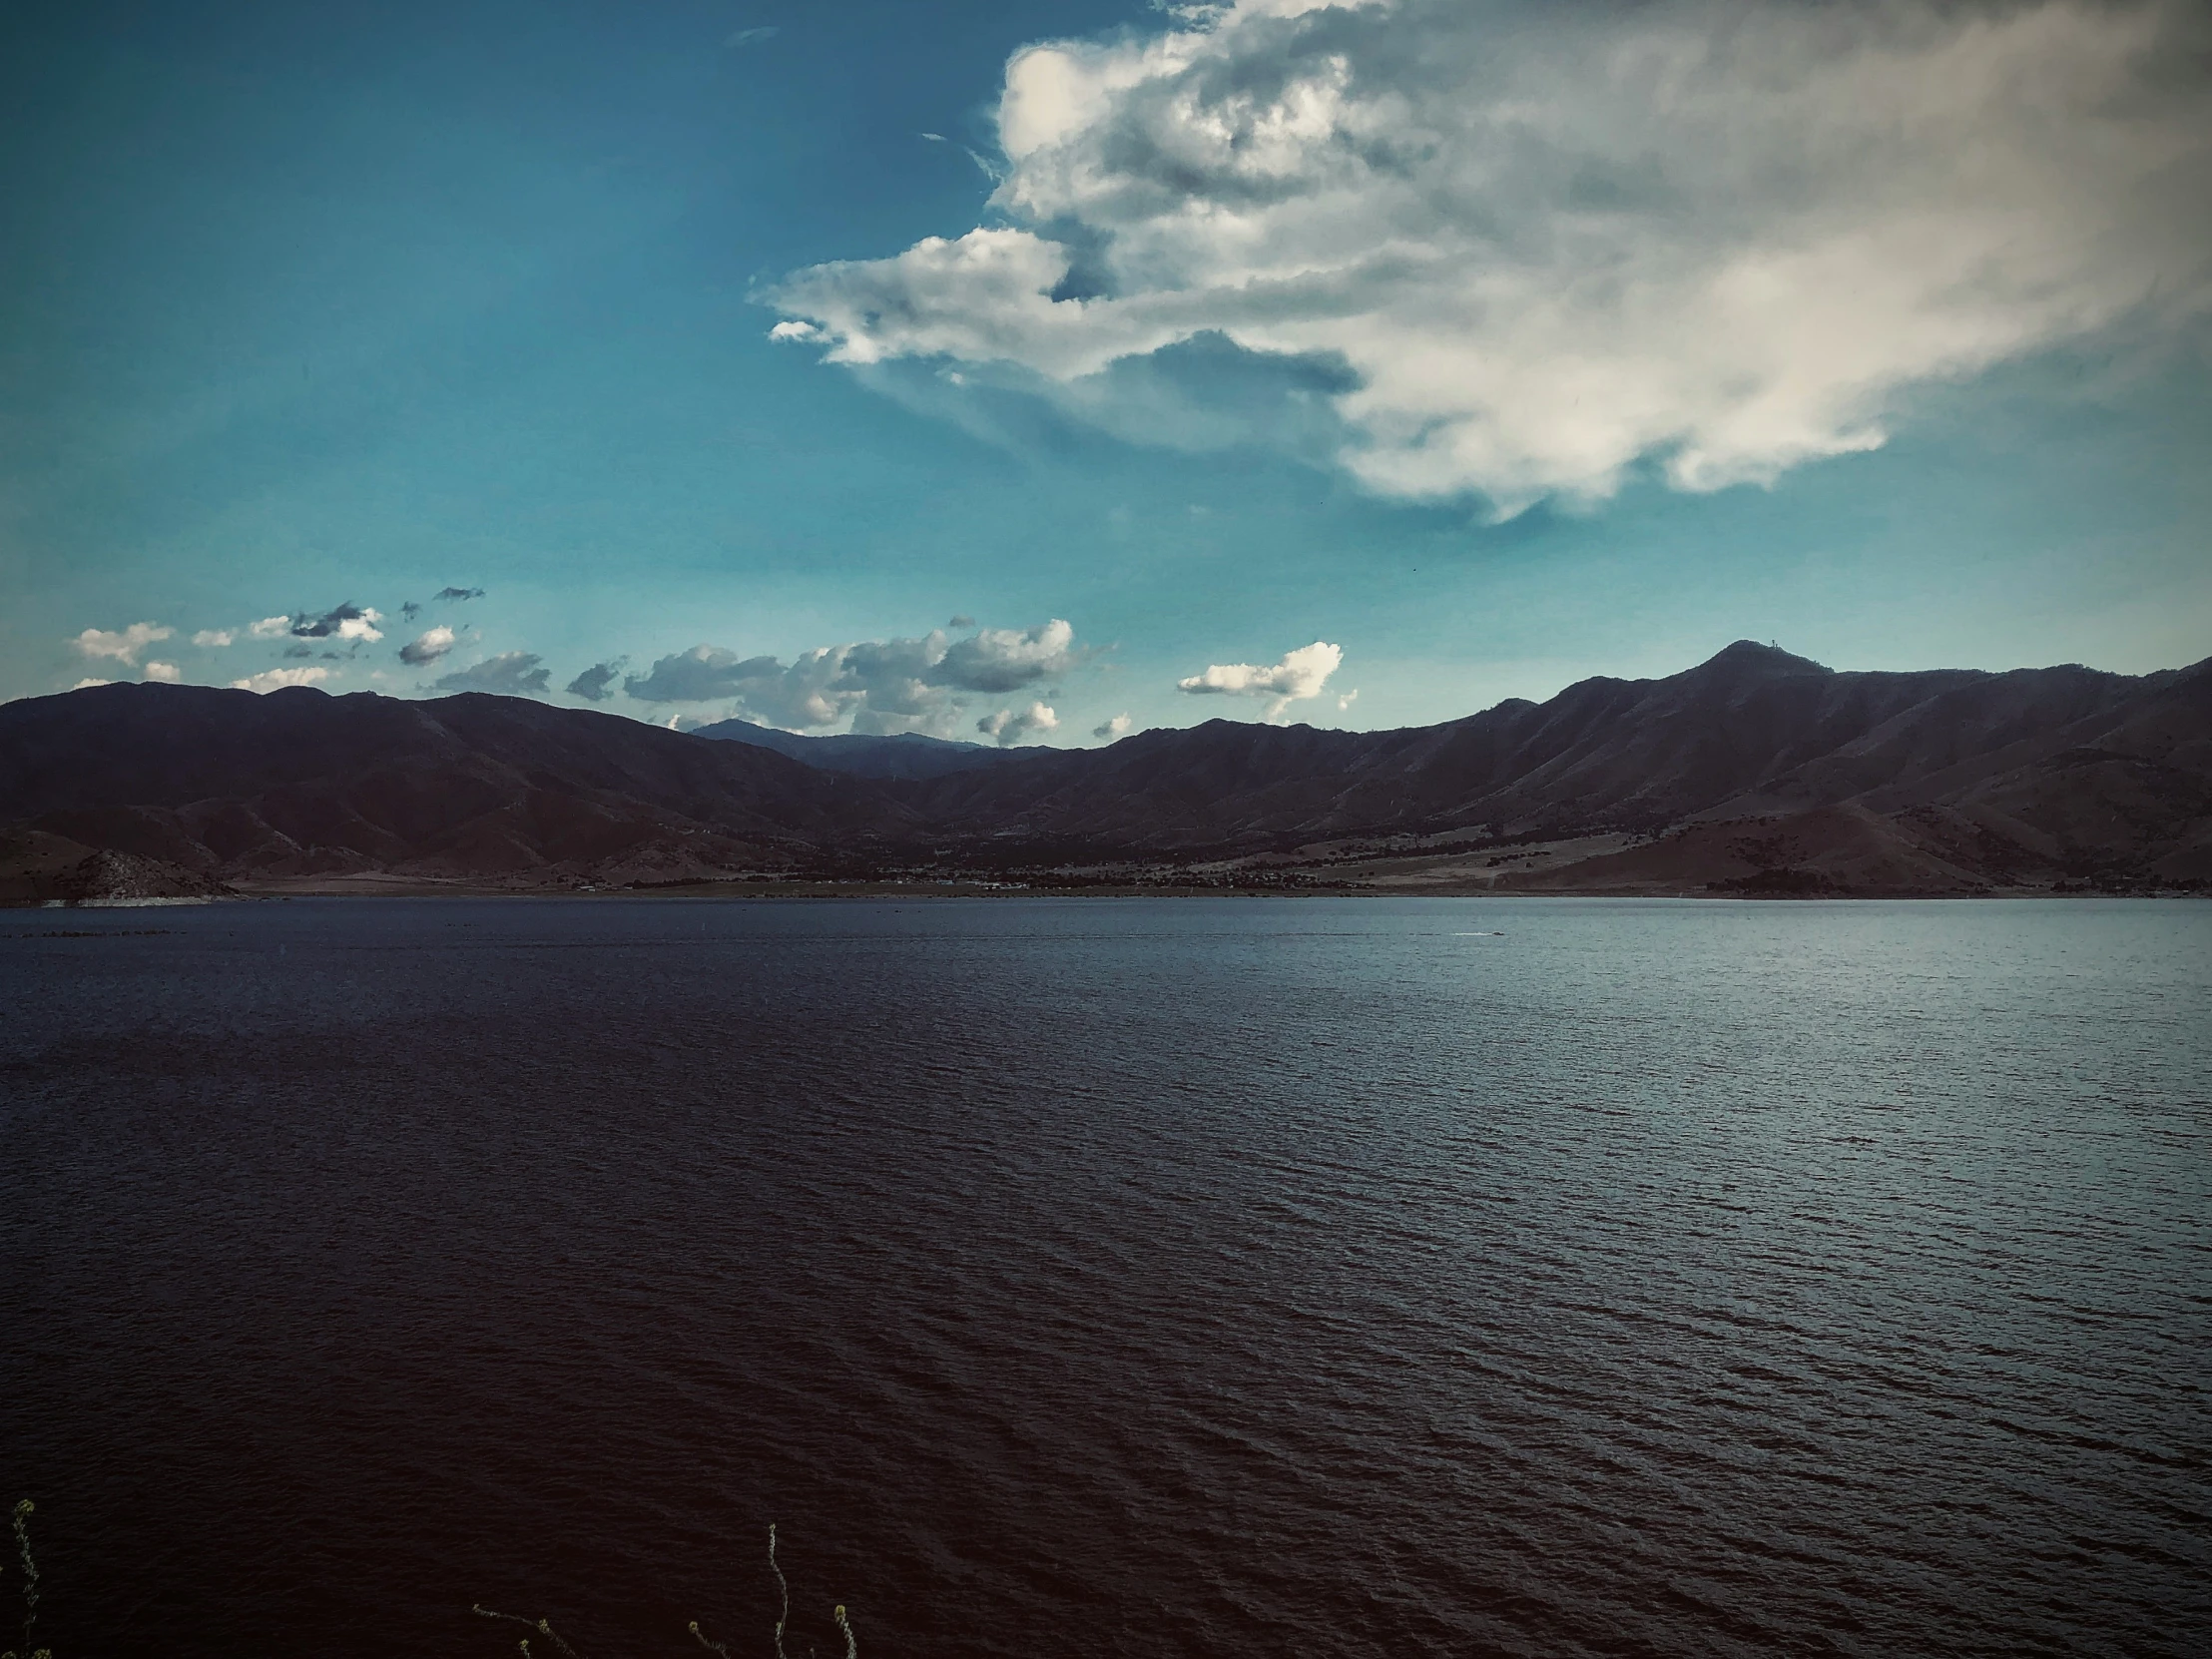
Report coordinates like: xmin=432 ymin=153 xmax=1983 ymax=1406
xmin=3 ymin=641 xmax=2206 ymax=900
xmin=690 ymin=719 xmax=1041 ymax=780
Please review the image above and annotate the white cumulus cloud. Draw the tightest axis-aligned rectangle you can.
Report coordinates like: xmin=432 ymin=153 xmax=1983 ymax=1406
xmin=72 ymin=622 xmax=174 ymax=666
xmin=768 ymin=0 xmax=2212 ymax=510
xmin=193 ymin=629 xmax=236 ymax=649
xmin=143 ymin=662 xmax=181 ymax=683
xmin=233 ymin=666 xmax=332 ymax=693
xmin=1179 ymin=640 xmax=1342 ymax=721
xmin=250 ymin=616 xmax=291 ymax=639
xmin=1093 ymin=712 xmax=1133 ymax=741
xmin=979 ymin=701 xmax=1060 ymax=746
xmin=399 ymin=625 xmax=456 ymax=666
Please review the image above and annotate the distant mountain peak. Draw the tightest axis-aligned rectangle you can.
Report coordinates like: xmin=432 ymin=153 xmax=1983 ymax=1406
xmin=1689 ymin=640 xmax=1831 ymax=680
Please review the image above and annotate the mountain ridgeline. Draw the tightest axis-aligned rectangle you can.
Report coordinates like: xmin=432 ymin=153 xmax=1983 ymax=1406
xmin=3 ymin=642 xmax=2206 ymax=898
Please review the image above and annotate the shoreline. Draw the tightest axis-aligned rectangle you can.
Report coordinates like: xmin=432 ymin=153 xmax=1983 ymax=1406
xmin=9 ymin=881 xmax=2201 ymax=909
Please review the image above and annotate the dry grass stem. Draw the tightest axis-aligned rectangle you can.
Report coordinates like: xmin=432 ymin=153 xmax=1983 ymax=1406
xmin=3 ymin=1498 xmax=50 ymax=1659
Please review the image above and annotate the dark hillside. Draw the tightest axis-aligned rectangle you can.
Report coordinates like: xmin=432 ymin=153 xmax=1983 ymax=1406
xmin=0 ymin=683 xmax=907 ymax=883
xmin=693 ymin=720 xmax=1040 ymax=780
xmin=5 ymin=644 xmax=2206 ymax=894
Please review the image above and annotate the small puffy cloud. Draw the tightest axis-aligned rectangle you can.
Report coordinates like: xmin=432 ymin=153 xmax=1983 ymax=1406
xmin=624 ymin=619 xmax=1084 ymax=737
xmin=143 ymin=662 xmax=181 ymax=683
xmin=1337 ymin=689 xmax=1359 ymax=712
xmin=1092 ymin=712 xmax=1133 ymax=741
xmin=400 ymin=601 xmax=422 ymax=623
xmin=434 ymin=651 xmax=551 ymax=696
xmin=250 ymin=616 xmax=291 ymax=639
xmin=434 ymin=586 xmax=486 ymax=602
xmin=1179 ymin=640 xmax=1342 ymax=722
xmin=725 ymin=25 xmax=777 ymax=48
xmin=398 ymin=625 xmax=456 ymax=666
xmin=291 ymin=603 xmax=382 ymax=642
xmin=565 ymin=661 xmax=624 ymax=703
xmin=768 ymin=0 xmax=2212 ymax=511
xmin=72 ymin=622 xmax=174 ymax=666
xmin=233 ymin=666 xmax=331 ymax=693
xmin=979 ymin=701 xmax=1058 ymax=747
xmin=71 ymin=678 xmax=114 ymax=691
xmin=193 ymin=629 xmax=235 ymax=649
xmin=947 ymin=613 xmax=977 ymax=628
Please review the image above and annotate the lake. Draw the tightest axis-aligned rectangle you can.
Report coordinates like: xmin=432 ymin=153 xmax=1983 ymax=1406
xmin=2 ymin=896 xmax=2206 ymax=1657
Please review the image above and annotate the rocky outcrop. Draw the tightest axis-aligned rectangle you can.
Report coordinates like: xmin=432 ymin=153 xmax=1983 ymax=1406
xmin=0 ymin=830 xmax=235 ymax=905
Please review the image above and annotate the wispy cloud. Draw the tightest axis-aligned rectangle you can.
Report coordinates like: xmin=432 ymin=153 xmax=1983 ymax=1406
xmin=725 ymin=25 xmax=778 ymax=48
xmin=72 ymin=622 xmax=173 ymax=666
xmin=233 ymin=666 xmax=331 ymax=693
xmin=434 ymin=651 xmax=551 ymax=696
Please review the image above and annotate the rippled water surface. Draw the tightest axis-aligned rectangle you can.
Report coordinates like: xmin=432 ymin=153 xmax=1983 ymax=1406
xmin=2 ymin=896 xmax=2207 ymax=1657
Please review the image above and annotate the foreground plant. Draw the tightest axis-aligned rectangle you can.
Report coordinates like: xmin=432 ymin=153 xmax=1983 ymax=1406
xmin=477 ymin=1523 xmax=855 ymax=1659
xmin=2 ymin=1498 xmax=51 ymax=1659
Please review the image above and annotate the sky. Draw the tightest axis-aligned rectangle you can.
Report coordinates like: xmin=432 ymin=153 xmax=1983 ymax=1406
xmin=5 ymin=0 xmax=2209 ymax=744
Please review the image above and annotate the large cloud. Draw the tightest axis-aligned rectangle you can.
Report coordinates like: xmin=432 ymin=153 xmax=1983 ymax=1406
xmin=624 ymin=620 xmax=1081 ymax=735
xmin=1179 ymin=640 xmax=1342 ymax=721
xmin=434 ymin=652 xmax=552 ymax=696
xmin=935 ymin=619 xmax=1078 ymax=693
xmin=768 ymin=0 xmax=2212 ymax=509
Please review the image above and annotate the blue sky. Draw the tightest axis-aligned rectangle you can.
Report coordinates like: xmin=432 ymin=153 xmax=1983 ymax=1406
xmin=6 ymin=0 xmax=2208 ymax=742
